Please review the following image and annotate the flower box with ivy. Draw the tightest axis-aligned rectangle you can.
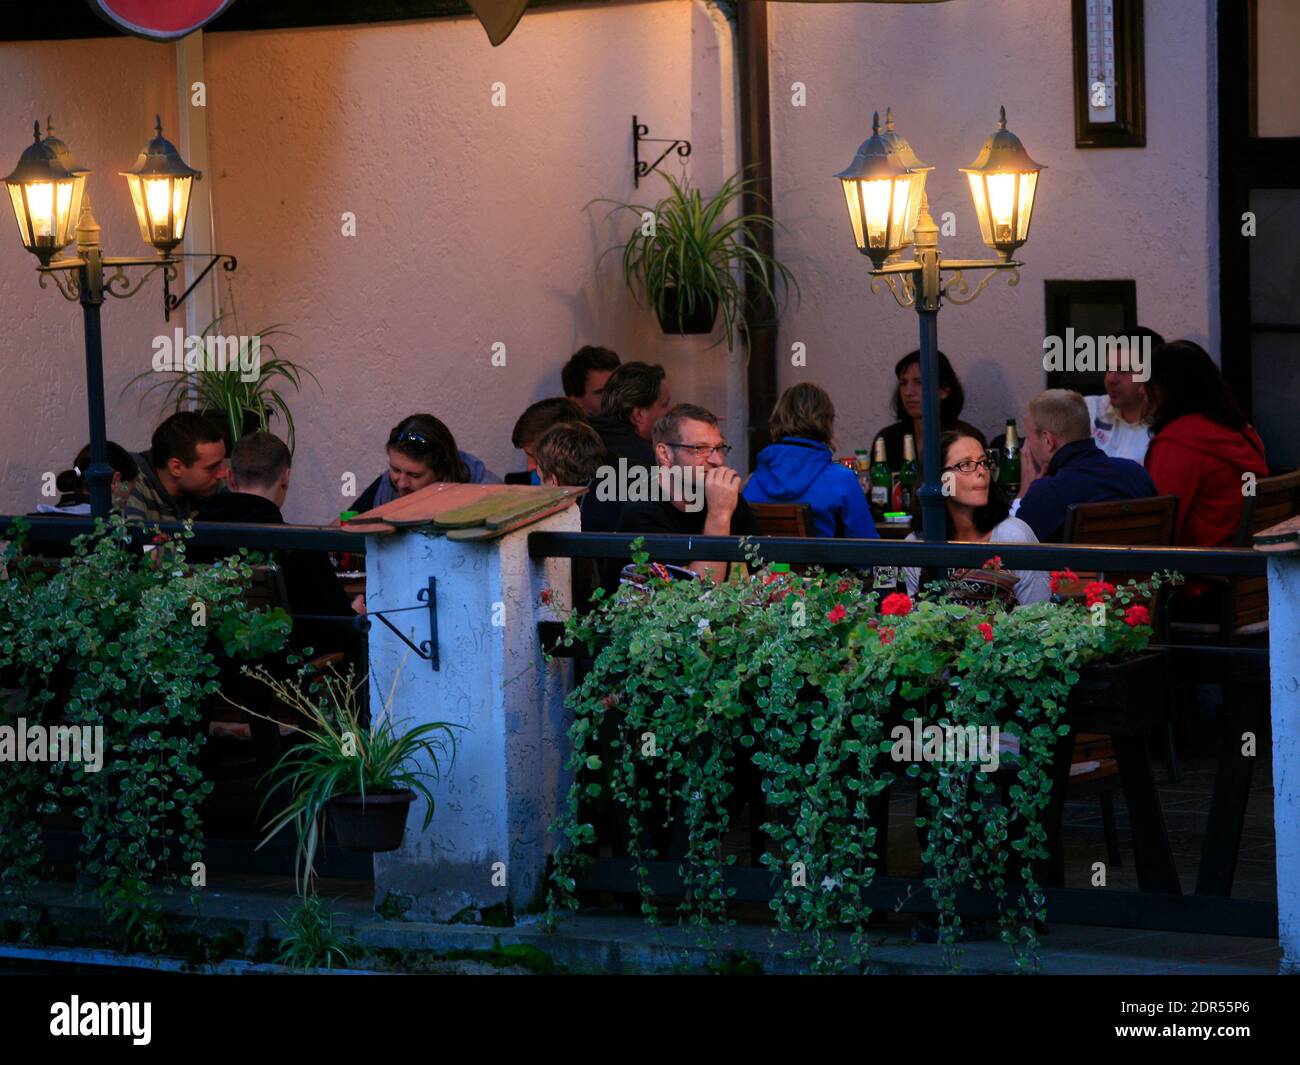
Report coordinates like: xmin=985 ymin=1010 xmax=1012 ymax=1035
xmin=545 ymin=544 xmax=1176 ymax=973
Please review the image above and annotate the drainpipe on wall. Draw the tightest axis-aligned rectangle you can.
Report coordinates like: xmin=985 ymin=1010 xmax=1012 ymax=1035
xmin=176 ymin=31 xmax=220 ymax=339
xmin=734 ymin=1 xmax=777 ymax=471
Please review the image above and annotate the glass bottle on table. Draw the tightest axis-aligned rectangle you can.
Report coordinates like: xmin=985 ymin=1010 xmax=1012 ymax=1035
xmin=895 ymin=433 xmax=918 ymax=512
xmin=854 ymin=448 xmax=871 ymax=496
xmin=997 ymin=419 xmax=1021 ymax=497
xmin=869 ymin=436 xmax=892 ymax=519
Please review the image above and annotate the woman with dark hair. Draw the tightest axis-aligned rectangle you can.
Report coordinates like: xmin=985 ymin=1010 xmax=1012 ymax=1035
xmin=354 ymin=413 xmax=499 ymax=513
xmin=902 ymin=427 xmax=1048 ymax=606
xmin=873 ymin=349 xmax=979 ymax=468
xmin=1144 ymin=340 xmax=1268 ymax=547
xmin=35 ymin=442 xmax=139 ymax=514
xmin=743 ymin=382 xmax=878 ymax=538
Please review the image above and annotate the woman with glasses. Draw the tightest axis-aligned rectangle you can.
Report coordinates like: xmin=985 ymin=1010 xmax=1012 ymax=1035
xmin=743 ymin=383 xmax=878 ymax=539
xmin=902 ymin=427 xmax=1049 ymax=605
xmin=354 ymin=413 xmax=499 ymax=513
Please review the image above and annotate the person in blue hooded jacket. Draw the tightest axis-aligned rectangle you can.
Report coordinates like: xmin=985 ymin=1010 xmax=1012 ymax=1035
xmin=743 ymin=383 xmax=878 ymax=539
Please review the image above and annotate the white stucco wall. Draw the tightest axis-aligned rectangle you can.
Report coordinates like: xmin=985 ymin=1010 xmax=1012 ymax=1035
xmin=0 ymin=0 xmax=1216 ymax=515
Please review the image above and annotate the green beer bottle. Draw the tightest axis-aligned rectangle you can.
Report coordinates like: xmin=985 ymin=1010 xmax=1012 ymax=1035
xmin=897 ymin=433 xmax=918 ymax=512
xmin=870 ymin=436 xmax=892 ymax=517
xmin=997 ymin=419 xmax=1021 ymax=496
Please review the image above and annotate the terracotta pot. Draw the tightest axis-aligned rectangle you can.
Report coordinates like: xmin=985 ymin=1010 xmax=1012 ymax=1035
xmin=656 ymin=287 xmax=718 ymax=335
xmin=327 ymin=790 xmax=415 ymax=852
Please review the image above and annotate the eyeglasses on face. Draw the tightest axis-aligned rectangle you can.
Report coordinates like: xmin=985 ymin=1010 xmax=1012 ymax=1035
xmin=944 ymin=458 xmax=994 ymax=474
xmin=666 ymin=442 xmax=732 ymax=458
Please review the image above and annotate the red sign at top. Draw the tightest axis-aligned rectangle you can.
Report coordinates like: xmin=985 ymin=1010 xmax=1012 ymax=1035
xmin=89 ymin=0 xmax=236 ymax=41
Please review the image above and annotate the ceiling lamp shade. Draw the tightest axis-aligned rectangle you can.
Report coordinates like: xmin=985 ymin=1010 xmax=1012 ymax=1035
xmin=958 ymin=106 xmax=1046 ymax=261
xmin=836 ymin=111 xmax=929 ymax=269
xmin=120 ymin=116 xmax=201 ymax=255
xmin=3 ymin=121 xmax=80 ymax=265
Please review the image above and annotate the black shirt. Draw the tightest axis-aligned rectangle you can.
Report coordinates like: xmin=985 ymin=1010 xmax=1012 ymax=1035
xmin=192 ymin=492 xmax=360 ymax=659
xmin=607 ymin=495 xmax=758 ymax=588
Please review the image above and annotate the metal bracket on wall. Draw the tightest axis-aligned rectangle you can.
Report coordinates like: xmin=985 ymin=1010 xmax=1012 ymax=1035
xmin=632 ymin=115 xmax=692 ymax=188
xmin=162 ymin=252 xmax=238 ymax=322
xmin=362 ymin=576 xmax=440 ymax=671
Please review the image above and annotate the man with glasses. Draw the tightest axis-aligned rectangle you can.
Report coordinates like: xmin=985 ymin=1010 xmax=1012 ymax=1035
xmin=615 ymin=403 xmax=757 ymax=584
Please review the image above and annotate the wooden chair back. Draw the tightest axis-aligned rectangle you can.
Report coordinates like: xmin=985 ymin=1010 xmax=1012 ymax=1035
xmin=750 ymin=502 xmax=815 ymax=538
xmin=1229 ymin=470 xmax=1300 ymax=630
xmin=1063 ymin=495 xmax=1179 ymax=629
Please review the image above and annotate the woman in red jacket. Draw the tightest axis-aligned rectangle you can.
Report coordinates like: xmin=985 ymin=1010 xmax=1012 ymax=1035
xmin=1144 ymin=340 xmax=1268 ymax=547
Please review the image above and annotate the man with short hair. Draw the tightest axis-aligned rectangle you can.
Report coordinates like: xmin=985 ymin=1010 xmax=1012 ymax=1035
xmin=125 ymin=411 xmax=228 ymax=523
xmin=561 ymin=345 xmax=621 ymax=418
xmin=533 ymin=420 xmax=619 ymax=532
xmin=504 ymin=397 xmax=586 ymax=485
xmin=590 ymin=362 xmax=671 ymax=470
xmin=194 ymin=431 xmax=360 ymax=657
xmin=1083 ymin=326 xmax=1164 ymax=464
xmin=1014 ymin=389 xmax=1156 ymax=543
xmin=616 ymin=403 xmax=757 ymax=583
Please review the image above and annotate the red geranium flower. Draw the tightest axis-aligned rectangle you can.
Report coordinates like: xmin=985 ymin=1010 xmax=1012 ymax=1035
xmin=826 ymin=603 xmax=847 ymax=624
xmin=978 ymin=621 xmax=994 ymax=643
xmin=1049 ymin=568 xmax=1080 ymax=594
xmin=837 ymin=579 xmax=853 ymax=593
xmin=1123 ymin=604 xmax=1151 ymax=627
xmin=880 ymin=592 xmax=913 ymax=617
xmin=539 ymin=588 xmax=554 ymax=606
xmin=1083 ymin=581 xmax=1117 ymax=607
xmin=879 ymin=627 xmax=896 ymax=645
xmin=983 ymin=555 xmax=1004 ymax=571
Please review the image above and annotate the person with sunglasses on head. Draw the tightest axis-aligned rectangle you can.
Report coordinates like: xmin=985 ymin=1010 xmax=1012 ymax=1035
xmin=902 ymin=427 xmax=1049 ymax=606
xmin=615 ymin=403 xmax=757 ymax=585
xmin=353 ymin=413 xmax=499 ymax=514
xmin=743 ymin=382 xmax=878 ymax=539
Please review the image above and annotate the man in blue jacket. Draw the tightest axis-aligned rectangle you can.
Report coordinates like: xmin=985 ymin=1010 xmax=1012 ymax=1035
xmin=1014 ymin=389 xmax=1156 ymax=543
xmin=742 ymin=383 xmax=878 ymax=540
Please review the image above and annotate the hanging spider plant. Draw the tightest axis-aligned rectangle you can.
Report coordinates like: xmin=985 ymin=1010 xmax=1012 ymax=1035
xmin=594 ymin=168 xmax=798 ymax=350
xmin=126 ymin=312 xmax=318 ymax=453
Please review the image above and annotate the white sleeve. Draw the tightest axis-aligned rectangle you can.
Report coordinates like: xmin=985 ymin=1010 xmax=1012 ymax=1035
xmin=989 ymin=518 xmax=1051 ymax=605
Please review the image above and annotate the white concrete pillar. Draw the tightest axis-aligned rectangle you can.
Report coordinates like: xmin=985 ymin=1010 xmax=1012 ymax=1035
xmin=1269 ymin=554 xmax=1300 ymax=973
xmin=365 ymin=507 xmax=577 ymax=920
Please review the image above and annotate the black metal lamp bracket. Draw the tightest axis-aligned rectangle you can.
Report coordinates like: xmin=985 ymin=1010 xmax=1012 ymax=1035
xmin=632 ymin=114 xmax=692 ymax=188
xmin=359 ymin=576 xmax=439 ymax=672
xmin=162 ymin=252 xmax=238 ymax=322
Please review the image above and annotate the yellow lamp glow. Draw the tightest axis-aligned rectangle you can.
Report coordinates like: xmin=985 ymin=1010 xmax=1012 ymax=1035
xmin=959 ymin=106 xmax=1045 ymax=260
xmin=836 ymin=111 xmax=930 ymax=269
xmin=3 ymin=121 xmax=79 ymax=265
xmin=120 ymin=116 xmax=200 ymax=255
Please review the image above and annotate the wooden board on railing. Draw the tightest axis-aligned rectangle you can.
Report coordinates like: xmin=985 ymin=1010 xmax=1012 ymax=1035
xmin=343 ymin=482 xmax=585 ymax=539
xmin=1254 ymin=514 xmax=1299 ymax=554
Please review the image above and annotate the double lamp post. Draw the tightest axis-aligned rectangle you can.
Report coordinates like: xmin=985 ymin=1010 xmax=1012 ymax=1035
xmin=4 ymin=117 xmax=232 ymax=518
xmin=837 ymin=106 xmax=1045 ymax=542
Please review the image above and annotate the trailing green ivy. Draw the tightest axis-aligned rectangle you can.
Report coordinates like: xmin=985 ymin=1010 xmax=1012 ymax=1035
xmin=547 ymin=550 xmax=1171 ymax=973
xmin=0 ymin=516 xmax=290 ymax=949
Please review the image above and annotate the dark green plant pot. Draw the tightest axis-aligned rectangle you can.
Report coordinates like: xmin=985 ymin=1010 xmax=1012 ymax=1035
xmin=327 ymin=790 xmax=415 ymax=852
xmin=656 ymin=288 xmax=718 ymax=335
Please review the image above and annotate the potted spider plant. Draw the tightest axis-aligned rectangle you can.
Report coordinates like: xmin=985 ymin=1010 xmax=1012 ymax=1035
xmin=227 ymin=662 xmax=459 ymax=892
xmin=127 ymin=312 xmax=318 ymax=453
xmin=594 ymin=169 xmax=798 ymax=350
